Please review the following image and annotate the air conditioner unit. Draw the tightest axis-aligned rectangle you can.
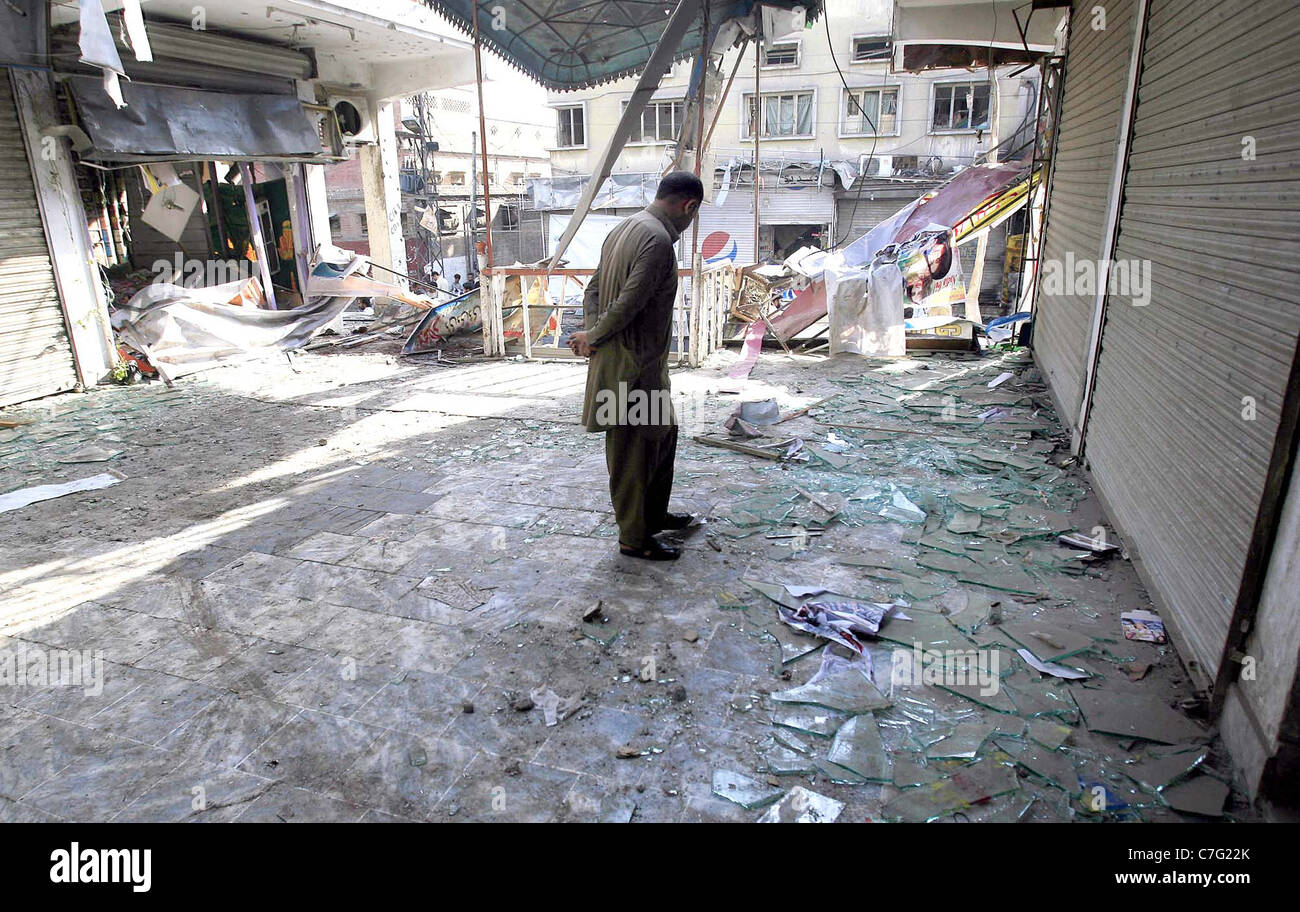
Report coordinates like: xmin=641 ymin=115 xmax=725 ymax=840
xmin=326 ymin=94 xmax=375 ymax=144
xmin=303 ymin=104 xmax=345 ymax=158
xmin=859 ymin=154 xmax=894 ymax=178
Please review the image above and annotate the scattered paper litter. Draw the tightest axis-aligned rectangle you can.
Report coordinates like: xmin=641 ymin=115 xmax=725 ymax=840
xmin=0 ymin=472 xmax=124 ymax=514
xmin=1121 ymin=610 xmax=1167 ymax=644
xmin=1017 ymin=648 xmax=1089 ymax=680
xmin=777 ymin=599 xmax=897 ymax=654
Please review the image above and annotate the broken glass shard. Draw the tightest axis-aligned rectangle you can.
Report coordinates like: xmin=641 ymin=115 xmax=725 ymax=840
xmin=711 ymin=769 xmax=784 ymax=809
xmin=1026 ymin=718 xmax=1074 ymax=750
xmin=771 ymin=667 xmax=891 ymax=715
xmin=761 ymin=745 xmax=817 ymax=776
xmin=925 ymin=720 xmax=999 ymax=760
xmin=756 ymin=787 xmax=844 ymax=823
xmin=1072 ymin=688 xmax=1207 ymax=744
xmin=941 ymin=511 xmax=977 ymax=532
xmin=826 ymin=714 xmax=893 ymax=782
xmin=771 ymin=705 xmax=848 ymax=738
xmin=1123 ymin=746 xmax=1207 ymax=790
xmin=880 ymin=487 xmax=926 ymax=523
xmin=882 ymin=760 xmax=1021 ymax=822
xmin=1159 ymin=775 xmax=1229 ymax=817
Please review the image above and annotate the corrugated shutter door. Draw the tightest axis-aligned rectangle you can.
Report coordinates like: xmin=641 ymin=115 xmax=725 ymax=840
xmin=759 ymin=186 xmax=833 ymax=225
xmin=1082 ymin=0 xmax=1300 ymax=684
xmin=1034 ymin=0 xmax=1135 ymax=427
xmin=834 ymin=188 xmax=928 ymax=246
xmin=0 ymin=77 xmax=78 ymax=407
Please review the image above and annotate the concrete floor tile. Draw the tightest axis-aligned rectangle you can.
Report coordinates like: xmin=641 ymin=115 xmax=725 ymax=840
xmin=239 ymin=710 xmax=385 ymax=790
xmin=337 ymin=730 xmax=476 ymax=821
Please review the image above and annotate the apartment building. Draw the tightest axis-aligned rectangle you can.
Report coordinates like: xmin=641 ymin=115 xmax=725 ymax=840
xmin=536 ymin=0 xmax=1037 ymax=289
xmin=324 ymin=36 xmax=554 ymax=281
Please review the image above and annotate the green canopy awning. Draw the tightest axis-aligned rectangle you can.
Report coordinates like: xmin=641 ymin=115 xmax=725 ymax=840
xmin=423 ymin=0 xmax=821 ymax=90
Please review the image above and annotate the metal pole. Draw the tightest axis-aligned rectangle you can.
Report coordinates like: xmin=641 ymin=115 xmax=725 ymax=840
xmin=238 ymin=162 xmax=277 ymax=310
xmin=689 ymin=20 xmax=708 ymax=363
xmin=472 ymin=2 xmax=494 ymax=275
xmin=702 ymin=38 xmax=748 ymax=154
xmin=468 ymin=129 xmax=476 ymax=284
xmin=752 ymin=38 xmax=760 ymax=263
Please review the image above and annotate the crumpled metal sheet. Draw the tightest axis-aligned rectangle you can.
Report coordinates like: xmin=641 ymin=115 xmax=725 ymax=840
xmin=112 ymin=280 xmax=358 ymax=380
xmin=68 ymin=75 xmax=322 ymax=161
xmin=528 ymin=173 xmax=660 ymax=211
xmin=888 ymin=163 xmax=1028 ymax=245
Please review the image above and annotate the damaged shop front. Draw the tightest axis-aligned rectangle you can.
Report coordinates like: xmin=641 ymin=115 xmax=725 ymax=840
xmin=0 ymin=0 xmax=476 ymax=403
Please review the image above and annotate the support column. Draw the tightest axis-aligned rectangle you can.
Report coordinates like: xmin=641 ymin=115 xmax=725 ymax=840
xmin=304 ymin=162 xmax=333 ymax=249
xmin=359 ymin=99 xmax=408 ymax=315
xmin=10 ymin=69 xmax=115 ymax=386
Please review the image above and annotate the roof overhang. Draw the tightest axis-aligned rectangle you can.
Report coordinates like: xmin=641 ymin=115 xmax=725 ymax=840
xmin=893 ymin=0 xmax=1068 ymax=71
xmin=52 ymin=0 xmax=479 ymax=100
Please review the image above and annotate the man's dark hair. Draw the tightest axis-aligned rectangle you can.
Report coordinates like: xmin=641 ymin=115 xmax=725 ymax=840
xmin=656 ymin=170 xmax=705 ymax=202
xmin=454 ymin=274 xmax=461 ymax=280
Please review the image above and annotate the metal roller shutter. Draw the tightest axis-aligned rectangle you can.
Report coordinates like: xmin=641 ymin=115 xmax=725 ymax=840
xmin=1033 ymin=0 xmax=1135 ymax=427
xmin=834 ymin=183 xmax=940 ymax=245
xmin=1083 ymin=0 xmax=1300 ymax=685
xmin=0 ymin=76 xmax=78 ymax=407
xmin=758 ymin=186 xmax=834 ymax=225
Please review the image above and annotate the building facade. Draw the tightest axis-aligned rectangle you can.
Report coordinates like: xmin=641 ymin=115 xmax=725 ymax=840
xmin=0 ymin=0 xmax=478 ymax=405
xmin=536 ymin=0 xmax=1035 ymax=278
xmin=324 ymin=56 xmax=554 ymax=283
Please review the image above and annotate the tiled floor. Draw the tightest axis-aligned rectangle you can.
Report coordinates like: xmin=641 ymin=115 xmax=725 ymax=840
xmin=0 ymin=347 xmax=1244 ymax=821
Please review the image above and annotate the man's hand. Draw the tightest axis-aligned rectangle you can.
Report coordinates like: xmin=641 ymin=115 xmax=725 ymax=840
xmin=568 ymin=331 xmax=594 ymax=358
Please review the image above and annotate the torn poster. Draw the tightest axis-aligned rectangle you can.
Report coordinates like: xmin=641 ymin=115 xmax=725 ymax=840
xmin=1016 ymin=647 xmax=1089 ymax=680
xmin=78 ymin=0 xmax=127 ymax=108
xmin=778 ymin=599 xmax=897 ymax=654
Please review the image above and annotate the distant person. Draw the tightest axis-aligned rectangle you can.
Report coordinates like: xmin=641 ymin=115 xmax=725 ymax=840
xmin=451 ymin=274 xmax=465 ymax=295
xmin=429 ymin=270 xmax=451 ymax=301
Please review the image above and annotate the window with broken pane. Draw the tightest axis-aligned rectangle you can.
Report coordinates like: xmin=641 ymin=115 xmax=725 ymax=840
xmin=931 ymin=82 xmax=991 ymax=132
xmin=761 ymin=41 xmax=800 ymax=67
xmin=851 ymin=35 xmax=892 ymax=62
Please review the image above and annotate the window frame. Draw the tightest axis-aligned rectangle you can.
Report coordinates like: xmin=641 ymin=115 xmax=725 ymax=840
xmin=849 ymin=34 xmax=893 ymax=64
xmin=838 ymin=85 xmax=901 ymax=138
xmin=760 ymin=39 xmax=801 ymax=69
xmin=552 ymin=102 xmax=588 ymax=150
xmin=928 ymin=79 xmax=993 ymax=134
xmin=622 ymin=97 xmax=688 ymax=146
xmin=740 ymin=88 xmax=818 ymax=141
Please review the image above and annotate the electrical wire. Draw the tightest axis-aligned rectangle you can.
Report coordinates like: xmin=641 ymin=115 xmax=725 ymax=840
xmin=825 ymin=11 xmax=884 ymax=248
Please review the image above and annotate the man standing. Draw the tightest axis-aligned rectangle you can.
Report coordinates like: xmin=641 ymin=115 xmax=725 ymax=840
xmin=568 ymin=172 xmax=703 ymax=561
xmin=451 ymin=273 xmax=465 ymax=295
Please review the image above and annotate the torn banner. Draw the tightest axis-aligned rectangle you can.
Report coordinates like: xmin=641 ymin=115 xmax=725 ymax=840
xmin=112 ymin=280 xmax=359 ymax=380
